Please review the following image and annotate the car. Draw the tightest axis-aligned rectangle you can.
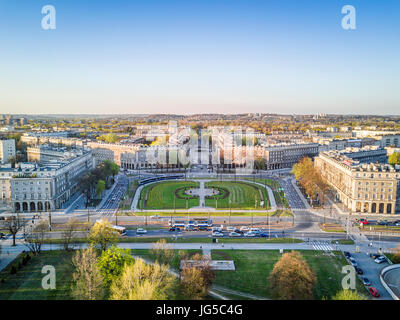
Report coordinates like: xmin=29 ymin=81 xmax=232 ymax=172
xmin=240 ymin=226 xmax=249 ymax=231
xmin=234 ymin=229 xmax=244 ymax=235
xmin=229 ymin=232 xmax=242 ymax=237
xmin=362 ymin=277 xmax=371 ymax=286
xmin=350 ymin=260 xmax=358 ymax=267
xmin=374 ymin=256 xmax=386 ymax=264
xmin=259 ymin=232 xmax=269 ymax=238
xmin=136 ymin=228 xmax=147 ymax=234
xmin=249 ymin=228 xmax=261 ymax=233
xmin=378 ymin=221 xmax=387 ymax=226
xmin=150 ymin=215 xmax=160 ymax=219
xmin=226 ymin=226 xmax=236 ymax=232
xmin=169 ymin=227 xmax=180 ymax=232
xmin=370 ymin=253 xmax=381 ymax=259
xmin=244 ymin=232 xmax=256 ymax=237
xmin=355 ymin=266 xmax=364 ymax=275
xmin=368 ymin=287 xmax=380 ymax=298
xmin=360 ymin=220 xmax=369 ymax=225
xmin=343 ymin=251 xmax=351 ymax=258
xmin=395 ymin=222 xmax=400 ymax=226
xmin=212 ymin=231 xmax=224 ymax=237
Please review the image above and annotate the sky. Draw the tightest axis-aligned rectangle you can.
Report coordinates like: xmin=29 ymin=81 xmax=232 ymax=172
xmin=0 ymin=0 xmax=399 ymax=115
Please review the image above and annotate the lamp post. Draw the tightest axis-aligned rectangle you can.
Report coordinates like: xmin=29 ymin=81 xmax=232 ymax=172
xmin=229 ymin=197 xmax=232 ymax=225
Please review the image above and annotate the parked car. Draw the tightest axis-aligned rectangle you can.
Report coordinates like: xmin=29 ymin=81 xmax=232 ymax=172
xmin=368 ymin=287 xmax=380 ymax=298
xmin=169 ymin=227 xmax=180 ymax=232
xmin=212 ymin=231 xmax=224 ymax=237
xmin=355 ymin=266 xmax=364 ymax=275
xmin=374 ymin=256 xmax=386 ymax=264
xmin=360 ymin=219 xmax=369 ymax=225
xmin=229 ymin=232 xmax=242 ymax=237
xmin=362 ymin=277 xmax=371 ymax=286
xmin=378 ymin=221 xmax=387 ymax=226
xmin=370 ymin=253 xmax=381 ymax=259
xmin=259 ymin=232 xmax=269 ymax=238
xmin=240 ymin=226 xmax=249 ymax=232
xmin=244 ymin=232 xmax=256 ymax=237
xmin=226 ymin=226 xmax=236 ymax=232
xmin=234 ymin=229 xmax=244 ymax=235
xmin=395 ymin=222 xmax=400 ymax=226
xmin=136 ymin=228 xmax=147 ymax=234
xmin=350 ymin=260 xmax=358 ymax=267
xmin=343 ymin=251 xmax=351 ymax=258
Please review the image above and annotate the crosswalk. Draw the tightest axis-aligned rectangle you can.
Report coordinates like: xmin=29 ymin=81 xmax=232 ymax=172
xmin=310 ymin=240 xmax=333 ymax=252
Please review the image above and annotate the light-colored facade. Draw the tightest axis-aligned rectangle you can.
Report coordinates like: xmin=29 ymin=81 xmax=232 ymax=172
xmin=0 ymin=139 xmax=16 ymax=164
xmin=0 ymin=149 xmax=93 ymax=212
xmin=315 ymin=151 xmax=400 ymax=214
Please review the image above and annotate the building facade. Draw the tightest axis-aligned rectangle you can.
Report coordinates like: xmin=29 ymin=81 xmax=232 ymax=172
xmin=0 ymin=139 xmax=16 ymax=164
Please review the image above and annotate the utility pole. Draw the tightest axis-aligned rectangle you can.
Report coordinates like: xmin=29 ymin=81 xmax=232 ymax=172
xmin=229 ymin=197 xmax=232 ymax=225
xmin=186 ymin=199 xmax=189 ymax=222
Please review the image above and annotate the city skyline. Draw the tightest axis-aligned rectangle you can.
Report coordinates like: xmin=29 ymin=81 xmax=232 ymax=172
xmin=0 ymin=0 xmax=399 ymax=115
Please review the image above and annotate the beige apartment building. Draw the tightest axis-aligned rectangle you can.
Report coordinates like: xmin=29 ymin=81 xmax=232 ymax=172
xmin=315 ymin=151 xmax=400 ymax=214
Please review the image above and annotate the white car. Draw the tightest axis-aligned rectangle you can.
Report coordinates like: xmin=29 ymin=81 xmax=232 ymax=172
xmin=150 ymin=215 xmax=160 ymax=219
xmin=212 ymin=231 xmax=224 ymax=237
xmin=374 ymin=256 xmax=386 ymax=264
xmin=244 ymin=232 xmax=256 ymax=237
xmin=226 ymin=226 xmax=236 ymax=232
xmin=229 ymin=232 xmax=241 ymax=237
xmin=249 ymin=228 xmax=261 ymax=233
xmin=240 ymin=226 xmax=249 ymax=232
xmin=136 ymin=228 xmax=147 ymax=234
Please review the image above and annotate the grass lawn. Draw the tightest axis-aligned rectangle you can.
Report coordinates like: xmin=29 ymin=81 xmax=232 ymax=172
xmin=204 ymin=181 xmax=269 ymax=209
xmin=320 ymin=223 xmax=346 ymax=233
xmin=118 ymin=211 xmax=278 ymax=217
xmin=0 ymin=251 xmax=75 ymax=300
xmin=245 ymin=178 xmax=289 ymax=208
xmin=138 ymin=181 xmax=200 ymax=209
xmin=332 ymin=239 xmax=355 ymax=245
xmin=211 ymin=250 xmax=366 ymax=300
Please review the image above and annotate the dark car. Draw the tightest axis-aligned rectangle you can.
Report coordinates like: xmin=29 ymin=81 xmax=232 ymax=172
xmin=234 ymin=229 xmax=244 ymax=235
xmin=362 ymin=277 xmax=371 ymax=286
xmin=169 ymin=227 xmax=180 ymax=232
xmin=355 ymin=266 xmax=364 ymax=275
xmin=370 ymin=253 xmax=381 ymax=259
xmin=343 ymin=251 xmax=351 ymax=258
xmin=259 ymin=232 xmax=269 ymax=238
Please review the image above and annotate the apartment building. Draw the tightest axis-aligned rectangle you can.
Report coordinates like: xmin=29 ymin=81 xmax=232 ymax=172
xmin=314 ymin=151 xmax=400 ymax=214
xmin=0 ymin=139 xmax=16 ymax=164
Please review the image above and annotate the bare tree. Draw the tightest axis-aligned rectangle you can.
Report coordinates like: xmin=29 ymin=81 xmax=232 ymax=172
xmin=61 ymin=218 xmax=80 ymax=251
xmin=2 ymin=215 xmax=23 ymax=246
xmin=24 ymin=221 xmax=47 ymax=254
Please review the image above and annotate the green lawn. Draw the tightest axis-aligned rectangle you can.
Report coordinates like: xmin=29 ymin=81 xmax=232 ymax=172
xmin=138 ymin=181 xmax=200 ymax=209
xmin=211 ymin=250 xmax=366 ymax=300
xmin=0 ymin=251 xmax=75 ymax=300
xmin=204 ymin=181 xmax=269 ymax=209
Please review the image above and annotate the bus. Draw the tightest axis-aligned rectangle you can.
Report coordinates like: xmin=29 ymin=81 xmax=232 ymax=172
xmin=111 ymin=225 xmax=126 ymax=236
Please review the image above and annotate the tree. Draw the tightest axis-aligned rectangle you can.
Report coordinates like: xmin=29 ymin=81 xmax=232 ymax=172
xmin=268 ymin=250 xmax=316 ymax=300
xmin=88 ymin=219 xmax=118 ymax=251
xmin=2 ymin=215 xmax=23 ymax=246
xmin=97 ymin=246 xmax=134 ymax=285
xmin=71 ymin=246 xmax=105 ymax=300
xmin=110 ymin=162 xmax=120 ymax=179
xmin=96 ymin=179 xmax=106 ymax=197
xmin=332 ymin=289 xmax=365 ymax=300
xmin=149 ymin=239 xmax=174 ymax=265
xmin=61 ymin=218 xmax=80 ymax=251
xmin=391 ymin=245 xmax=400 ymax=264
xmin=389 ymin=152 xmax=400 ymax=166
xmin=109 ymin=258 xmax=176 ymax=300
xmin=24 ymin=220 xmax=47 ymax=254
xmin=180 ymin=253 xmax=215 ymax=300
xmin=78 ymin=172 xmax=97 ymax=208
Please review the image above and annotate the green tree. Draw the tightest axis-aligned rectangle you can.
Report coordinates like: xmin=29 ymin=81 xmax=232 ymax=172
xmin=96 ymin=179 xmax=106 ymax=197
xmin=388 ymin=152 xmax=400 ymax=166
xmin=110 ymin=162 xmax=120 ymax=179
xmin=332 ymin=289 xmax=365 ymax=300
xmin=71 ymin=246 xmax=105 ymax=300
xmin=268 ymin=251 xmax=316 ymax=300
xmin=149 ymin=239 xmax=174 ymax=265
xmin=88 ymin=219 xmax=118 ymax=251
xmin=98 ymin=246 xmax=134 ymax=285
xmin=109 ymin=259 xmax=176 ymax=300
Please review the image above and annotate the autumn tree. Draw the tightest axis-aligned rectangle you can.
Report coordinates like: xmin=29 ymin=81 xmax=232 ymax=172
xmin=71 ymin=246 xmax=105 ymax=300
xmin=88 ymin=219 xmax=118 ymax=251
xmin=180 ymin=253 xmax=215 ymax=300
xmin=389 ymin=152 xmax=400 ymax=166
xmin=268 ymin=250 xmax=316 ymax=300
xmin=109 ymin=258 xmax=176 ymax=300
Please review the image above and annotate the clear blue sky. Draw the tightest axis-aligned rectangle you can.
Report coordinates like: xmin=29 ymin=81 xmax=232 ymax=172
xmin=0 ymin=0 xmax=399 ymax=115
